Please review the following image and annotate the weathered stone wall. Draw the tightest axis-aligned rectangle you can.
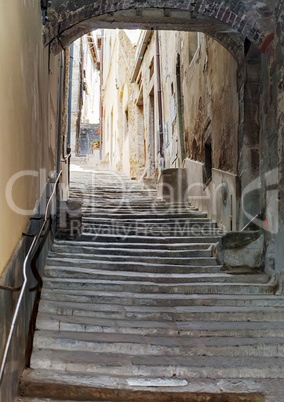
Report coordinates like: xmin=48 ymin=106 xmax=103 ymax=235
xmin=132 ymin=33 xmax=159 ymax=178
xmin=260 ymin=1 xmax=284 ymax=288
xmin=159 ymin=32 xmax=239 ymax=173
xmin=163 ymin=33 xmax=239 ymax=173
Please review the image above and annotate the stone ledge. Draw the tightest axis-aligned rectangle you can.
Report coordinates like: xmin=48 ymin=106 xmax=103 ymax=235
xmin=213 ymin=231 xmax=264 ymax=271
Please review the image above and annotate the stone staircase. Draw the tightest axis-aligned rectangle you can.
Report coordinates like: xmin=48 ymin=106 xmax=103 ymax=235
xmin=17 ymin=170 xmax=284 ymax=401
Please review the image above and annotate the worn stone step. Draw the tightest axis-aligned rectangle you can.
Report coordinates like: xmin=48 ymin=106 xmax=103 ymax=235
xmin=40 ymin=290 xmax=284 ymax=308
xmin=51 ymin=244 xmax=213 ymax=258
xmin=38 ymin=300 xmax=284 ymax=322
xmin=80 ymin=197 xmax=159 ymax=203
xmin=82 ymin=210 xmax=199 ymax=216
xmin=47 ymin=254 xmax=219 ymax=267
xmin=41 ymin=277 xmax=275 ymax=295
xmin=81 ymin=201 xmax=193 ymax=208
xmin=82 ymin=217 xmax=213 ymax=225
xmin=78 ymin=233 xmax=221 ymax=244
xmin=33 ymin=330 xmax=284 ymax=358
xmin=36 ymin=313 xmax=284 ymax=338
xmin=19 ymin=368 xmax=268 ymax=401
xmin=45 ymin=261 xmax=221 ymax=275
xmin=82 ymin=212 xmax=208 ymax=220
xmin=53 ymin=239 xmax=213 ymax=250
xmin=47 ymin=253 xmax=218 ymax=266
xmin=82 ymin=219 xmax=216 ymax=228
xmin=30 ymin=349 xmax=284 ymax=379
xmin=19 ymin=169 xmax=283 ymax=402
xmin=81 ymin=227 xmax=221 ymax=237
xmin=44 ymin=266 xmax=225 ymax=282
xmin=43 ymin=267 xmax=269 ymax=285
xmin=81 ymin=205 xmax=197 ymax=211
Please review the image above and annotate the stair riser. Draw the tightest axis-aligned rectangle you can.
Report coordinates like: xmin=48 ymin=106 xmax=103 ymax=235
xmin=50 ymin=247 xmax=213 ymax=258
xmin=44 ymin=265 xmax=221 ymax=275
xmin=32 ymin=336 xmax=284 ymax=358
xmin=82 ymin=224 xmax=213 ymax=232
xmin=81 ymin=228 xmax=222 ymax=237
xmin=46 ymin=258 xmax=219 ymax=268
xmin=42 ymin=273 xmax=269 ymax=287
xmin=47 ymin=255 xmax=217 ymax=265
xmin=78 ymin=234 xmax=221 ymax=244
xmin=35 ymin=318 xmax=284 ymax=338
xmin=82 ymin=214 xmax=208 ymax=220
xmin=30 ymin=358 xmax=284 ymax=379
xmin=38 ymin=305 xmax=284 ymax=322
xmin=53 ymin=241 xmax=212 ymax=250
xmin=39 ymin=292 xmax=284 ymax=307
xmin=82 ymin=208 xmax=200 ymax=213
xmin=18 ymin=381 xmax=266 ymax=402
xmin=41 ymin=281 xmax=274 ymax=294
xmin=82 ymin=220 xmax=215 ymax=227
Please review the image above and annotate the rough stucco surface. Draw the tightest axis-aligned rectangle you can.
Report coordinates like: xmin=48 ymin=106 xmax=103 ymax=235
xmin=168 ymin=33 xmax=238 ymax=173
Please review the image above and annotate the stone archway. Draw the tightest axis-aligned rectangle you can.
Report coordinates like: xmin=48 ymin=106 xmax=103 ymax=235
xmin=45 ymin=0 xmax=275 ymax=59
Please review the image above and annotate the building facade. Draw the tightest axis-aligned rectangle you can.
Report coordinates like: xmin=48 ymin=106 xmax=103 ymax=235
xmin=102 ymin=30 xmax=240 ymax=230
xmin=70 ymin=33 xmax=100 ymax=157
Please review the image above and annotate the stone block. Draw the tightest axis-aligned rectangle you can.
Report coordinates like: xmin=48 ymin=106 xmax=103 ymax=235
xmin=213 ymin=231 xmax=264 ymax=270
xmin=142 ymin=178 xmax=157 ymax=190
xmin=57 ymin=199 xmax=83 ymax=239
xmin=157 ymin=168 xmax=188 ymax=203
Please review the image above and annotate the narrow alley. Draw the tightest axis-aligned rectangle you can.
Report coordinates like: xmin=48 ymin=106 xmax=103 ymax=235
xmin=1 ymin=1 xmax=284 ymax=401
xmin=16 ymin=168 xmax=284 ymax=401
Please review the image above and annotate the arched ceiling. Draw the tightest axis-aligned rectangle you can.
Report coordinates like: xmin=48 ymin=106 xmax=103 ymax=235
xmin=43 ymin=0 xmax=275 ymax=63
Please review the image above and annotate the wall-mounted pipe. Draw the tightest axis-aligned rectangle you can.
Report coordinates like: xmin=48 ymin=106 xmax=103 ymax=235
xmin=67 ymin=43 xmax=74 ymax=149
xmin=155 ymin=30 xmax=164 ymax=163
xmin=99 ymin=30 xmax=104 ymax=160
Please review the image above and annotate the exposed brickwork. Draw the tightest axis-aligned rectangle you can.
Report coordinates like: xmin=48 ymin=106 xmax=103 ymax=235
xmin=45 ymin=0 xmax=276 ymax=56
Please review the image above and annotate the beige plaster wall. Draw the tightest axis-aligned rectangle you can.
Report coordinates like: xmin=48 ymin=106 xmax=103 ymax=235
xmin=102 ymin=30 xmax=136 ymax=176
xmin=0 ymin=1 xmax=59 ymax=274
xmin=132 ymin=32 xmax=159 ymax=178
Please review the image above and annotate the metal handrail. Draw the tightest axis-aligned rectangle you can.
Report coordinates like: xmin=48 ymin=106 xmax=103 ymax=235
xmin=61 ymin=152 xmax=71 ymax=163
xmin=0 ymin=170 xmax=62 ymax=384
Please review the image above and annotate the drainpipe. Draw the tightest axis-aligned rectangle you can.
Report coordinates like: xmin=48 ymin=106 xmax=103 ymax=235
xmin=67 ymin=43 xmax=74 ymax=150
xmin=99 ymin=30 xmax=104 ymax=160
xmin=155 ymin=30 xmax=164 ymax=167
xmin=56 ymin=51 xmax=64 ymax=175
xmin=66 ymin=44 xmax=74 ymax=184
xmin=176 ymin=53 xmax=186 ymax=163
xmin=75 ymin=38 xmax=83 ymax=156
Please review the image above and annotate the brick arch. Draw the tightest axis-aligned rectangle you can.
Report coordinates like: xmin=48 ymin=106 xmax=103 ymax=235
xmin=45 ymin=0 xmax=275 ymax=58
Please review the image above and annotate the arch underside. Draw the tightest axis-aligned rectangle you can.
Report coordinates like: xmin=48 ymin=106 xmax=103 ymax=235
xmin=44 ymin=1 xmax=274 ymax=61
